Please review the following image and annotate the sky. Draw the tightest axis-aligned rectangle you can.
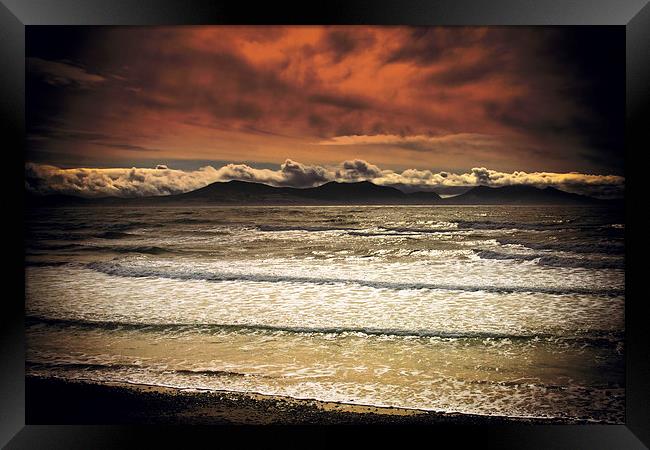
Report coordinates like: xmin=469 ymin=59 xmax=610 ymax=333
xmin=25 ymin=26 xmax=625 ymax=198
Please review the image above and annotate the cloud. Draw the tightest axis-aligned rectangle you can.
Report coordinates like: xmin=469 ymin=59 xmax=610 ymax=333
xmin=25 ymin=160 xmax=624 ymax=199
xmin=26 ymin=27 xmax=624 ymax=174
xmin=25 ymin=163 xmax=217 ymax=198
xmin=336 ymin=159 xmax=383 ymax=180
xmin=385 ymin=27 xmax=488 ymax=66
xmin=95 ymin=142 xmax=160 ymax=152
xmin=329 ymin=29 xmax=376 ymax=59
xmin=279 ymin=159 xmax=331 ymax=186
xmin=374 ymin=165 xmax=624 ymax=197
xmin=424 ymin=58 xmax=500 ymax=87
xmin=306 ymin=93 xmax=372 ymax=111
xmin=317 ymin=133 xmax=502 ymax=154
xmin=27 ymin=58 xmax=106 ymax=88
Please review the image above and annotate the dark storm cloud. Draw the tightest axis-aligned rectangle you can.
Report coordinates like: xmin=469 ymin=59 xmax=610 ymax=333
xmin=424 ymin=58 xmax=499 ymax=87
xmin=321 ymin=28 xmax=376 ymax=63
xmin=129 ymin=49 xmax=292 ymax=120
xmin=95 ymin=143 xmax=161 ymax=152
xmin=25 ymin=26 xmax=624 ymax=176
xmin=307 ymin=93 xmax=372 ymax=111
xmin=27 ymin=57 xmax=106 ymax=88
xmin=497 ymin=28 xmax=623 ymax=173
xmin=31 ymin=127 xmax=160 ymax=153
xmin=39 ymin=128 xmax=114 ymax=142
xmin=384 ymin=27 xmax=624 ymax=174
xmin=482 ymin=99 xmax=570 ymax=137
xmin=385 ymin=27 xmax=487 ymax=65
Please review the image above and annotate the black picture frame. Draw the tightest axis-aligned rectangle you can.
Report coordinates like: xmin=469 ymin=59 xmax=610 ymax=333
xmin=2 ymin=0 xmax=648 ymax=448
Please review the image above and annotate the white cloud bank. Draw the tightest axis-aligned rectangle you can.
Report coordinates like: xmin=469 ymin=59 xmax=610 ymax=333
xmin=25 ymin=160 xmax=624 ymax=199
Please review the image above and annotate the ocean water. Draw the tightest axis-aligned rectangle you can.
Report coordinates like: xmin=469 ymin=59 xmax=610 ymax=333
xmin=25 ymin=205 xmax=625 ymax=422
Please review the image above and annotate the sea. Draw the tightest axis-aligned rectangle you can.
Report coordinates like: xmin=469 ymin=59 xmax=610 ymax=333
xmin=25 ymin=205 xmax=625 ymax=423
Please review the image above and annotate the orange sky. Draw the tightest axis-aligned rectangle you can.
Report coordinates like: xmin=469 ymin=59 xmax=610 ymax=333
xmin=26 ymin=26 xmax=624 ymax=175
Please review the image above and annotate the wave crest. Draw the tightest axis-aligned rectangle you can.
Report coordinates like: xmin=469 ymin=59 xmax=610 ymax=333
xmin=474 ymin=250 xmax=624 ymax=270
xmin=85 ymin=261 xmax=623 ymax=296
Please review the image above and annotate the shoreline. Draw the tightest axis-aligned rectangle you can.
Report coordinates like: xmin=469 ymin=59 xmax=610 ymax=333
xmin=26 ymin=375 xmax=588 ymax=425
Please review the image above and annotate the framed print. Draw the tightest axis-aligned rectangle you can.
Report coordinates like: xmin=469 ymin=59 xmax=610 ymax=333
xmin=2 ymin=0 xmax=649 ymax=448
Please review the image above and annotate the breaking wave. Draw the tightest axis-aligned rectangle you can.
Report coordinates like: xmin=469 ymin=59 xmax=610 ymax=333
xmin=29 ymin=243 xmax=173 ymax=255
xmin=496 ymin=238 xmax=624 ymax=255
xmin=85 ymin=261 xmax=623 ymax=296
xmin=474 ymin=250 xmax=624 ymax=270
xmin=25 ymin=316 xmax=623 ymax=346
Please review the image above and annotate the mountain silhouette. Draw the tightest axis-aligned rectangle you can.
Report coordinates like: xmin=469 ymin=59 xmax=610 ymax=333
xmin=442 ymin=185 xmax=606 ymax=205
xmin=27 ymin=180 xmax=614 ymax=206
xmin=169 ymin=180 xmax=440 ymax=204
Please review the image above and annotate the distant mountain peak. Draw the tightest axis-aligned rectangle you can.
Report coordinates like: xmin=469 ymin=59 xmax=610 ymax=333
xmin=446 ymin=184 xmax=602 ymax=205
xmin=27 ymin=179 xmax=609 ymax=207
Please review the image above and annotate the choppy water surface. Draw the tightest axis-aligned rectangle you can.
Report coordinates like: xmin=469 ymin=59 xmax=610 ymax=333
xmin=25 ymin=205 xmax=625 ymax=422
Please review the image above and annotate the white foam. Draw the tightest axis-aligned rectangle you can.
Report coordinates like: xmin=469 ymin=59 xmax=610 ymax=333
xmin=26 ymin=263 xmax=624 ymax=337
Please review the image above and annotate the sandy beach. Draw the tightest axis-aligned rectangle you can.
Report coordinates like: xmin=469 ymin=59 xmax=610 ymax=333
xmin=26 ymin=376 xmax=586 ymax=425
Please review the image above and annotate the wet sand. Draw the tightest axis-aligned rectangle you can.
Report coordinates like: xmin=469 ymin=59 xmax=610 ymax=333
xmin=26 ymin=376 xmax=583 ymax=425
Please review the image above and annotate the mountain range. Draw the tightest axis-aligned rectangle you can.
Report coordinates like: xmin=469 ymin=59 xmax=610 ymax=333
xmin=26 ymin=180 xmax=617 ymax=207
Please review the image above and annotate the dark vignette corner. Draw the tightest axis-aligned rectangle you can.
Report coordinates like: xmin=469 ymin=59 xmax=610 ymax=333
xmin=0 ymin=0 xmax=26 ymax=448
xmin=625 ymin=0 xmax=650 ymax=447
